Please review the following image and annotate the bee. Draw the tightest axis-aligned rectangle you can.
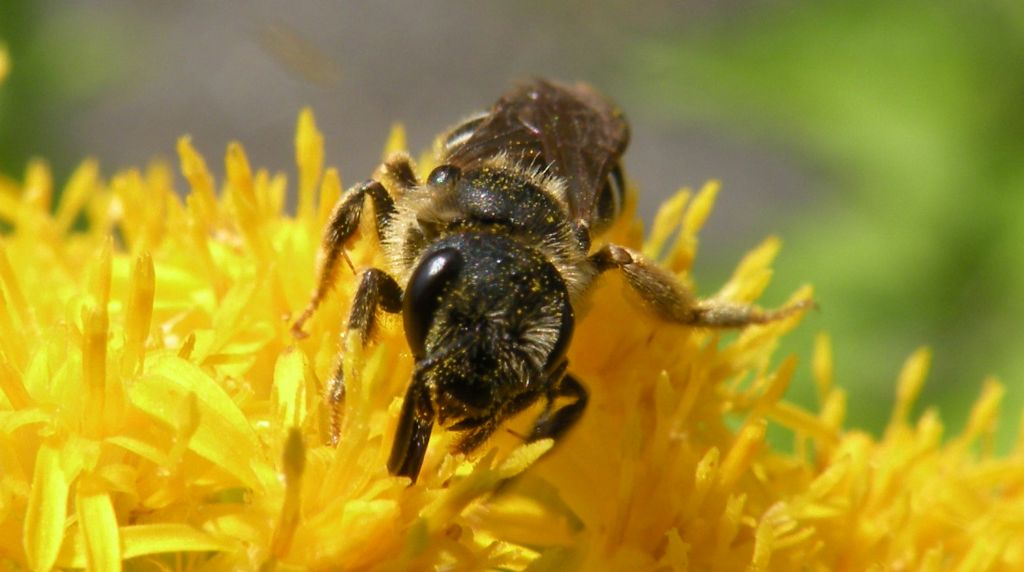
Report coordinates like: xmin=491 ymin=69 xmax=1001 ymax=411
xmin=292 ymin=79 xmax=807 ymax=481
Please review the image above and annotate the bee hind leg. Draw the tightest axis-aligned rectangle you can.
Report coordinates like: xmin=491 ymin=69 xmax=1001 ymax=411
xmin=324 ymin=268 xmax=403 ymax=445
xmin=590 ymin=243 xmax=812 ymax=327
xmin=291 ymin=178 xmax=398 ymax=338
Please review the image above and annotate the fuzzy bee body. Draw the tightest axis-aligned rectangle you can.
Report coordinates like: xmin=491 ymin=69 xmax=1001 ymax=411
xmin=294 ymin=79 xmax=807 ymax=481
xmin=385 ymin=157 xmax=596 ymax=302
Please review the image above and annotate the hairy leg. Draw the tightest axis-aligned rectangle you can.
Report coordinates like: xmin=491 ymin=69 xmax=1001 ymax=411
xmin=527 ymin=371 xmax=588 ymax=444
xmin=292 ymin=179 xmax=398 ymax=337
xmin=590 ymin=243 xmax=812 ymax=327
xmin=324 ymin=268 xmax=402 ymax=445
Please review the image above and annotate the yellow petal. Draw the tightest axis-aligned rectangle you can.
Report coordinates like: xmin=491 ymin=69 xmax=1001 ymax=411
xmin=55 ymin=159 xmax=100 ymax=233
xmin=718 ymin=236 xmax=781 ymax=302
xmin=226 ymin=142 xmax=269 ymax=261
xmin=668 ymin=179 xmax=719 ymax=272
xmin=121 ymin=251 xmax=154 ymax=377
xmin=317 ymin=167 xmax=343 ymax=228
xmin=76 ymin=481 xmax=121 ymax=572
xmin=129 ymin=353 xmax=266 ymax=490
xmin=24 ymin=440 xmax=69 ymax=572
xmin=57 ymin=523 xmax=235 ymax=568
xmin=271 ymin=428 xmax=305 ymax=560
xmin=0 ymin=263 xmax=29 ymax=369
xmin=296 ymin=107 xmax=324 ymax=223
xmin=812 ymin=332 xmax=834 ymax=404
xmin=0 ymin=349 xmax=30 ymax=409
xmin=643 ymin=188 xmax=689 ymax=259
xmin=121 ymin=524 xmax=235 ymax=559
xmin=176 ymin=136 xmax=219 ymax=229
xmin=82 ymin=304 xmax=109 ymax=438
xmin=958 ymin=378 xmax=1005 ymax=449
xmin=24 ymin=159 xmax=53 ymax=215
xmin=719 ymin=419 xmax=766 ymax=492
xmin=888 ymin=347 xmax=931 ymax=432
xmin=382 ymin=122 xmax=408 ymax=159
xmin=272 ymin=349 xmax=310 ymax=430
xmin=0 ymin=243 xmax=32 ymax=334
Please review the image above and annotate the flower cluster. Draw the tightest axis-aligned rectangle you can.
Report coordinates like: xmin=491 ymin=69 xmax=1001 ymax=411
xmin=0 ymin=105 xmax=1022 ymax=570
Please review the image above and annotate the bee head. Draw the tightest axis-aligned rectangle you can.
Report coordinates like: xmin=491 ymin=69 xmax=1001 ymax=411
xmin=402 ymin=233 xmax=574 ymax=426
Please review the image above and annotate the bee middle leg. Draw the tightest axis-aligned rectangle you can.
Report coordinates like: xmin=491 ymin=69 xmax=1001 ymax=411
xmin=451 ymin=401 xmax=530 ymax=457
xmin=324 ymin=267 xmax=403 ymax=445
xmin=590 ymin=243 xmax=810 ymax=327
xmin=293 ymin=154 xmax=421 ymax=338
xmin=492 ymin=369 xmax=589 ymax=491
xmin=527 ymin=369 xmax=588 ymax=444
xmin=455 ymin=364 xmax=587 ymax=453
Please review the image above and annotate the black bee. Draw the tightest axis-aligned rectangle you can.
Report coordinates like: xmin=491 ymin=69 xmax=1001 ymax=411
xmin=293 ymin=79 xmax=806 ymax=481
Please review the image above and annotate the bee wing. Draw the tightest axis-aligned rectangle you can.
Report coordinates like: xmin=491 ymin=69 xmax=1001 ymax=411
xmin=445 ymin=80 xmax=629 ymax=228
xmin=524 ymin=80 xmax=630 ymax=227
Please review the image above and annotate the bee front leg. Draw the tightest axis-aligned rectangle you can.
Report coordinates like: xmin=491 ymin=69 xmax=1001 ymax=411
xmin=375 ymin=152 xmax=419 ymax=194
xmin=590 ymin=244 xmax=811 ymax=327
xmin=324 ymin=268 xmax=403 ymax=445
xmin=388 ymin=374 xmax=434 ymax=481
xmin=292 ymin=179 xmax=398 ymax=338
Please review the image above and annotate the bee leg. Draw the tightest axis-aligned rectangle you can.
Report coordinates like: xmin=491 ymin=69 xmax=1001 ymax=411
xmin=527 ymin=370 xmax=588 ymax=444
xmin=292 ymin=179 xmax=397 ymax=337
xmin=491 ymin=371 xmax=588 ymax=493
xmin=455 ymin=363 xmax=587 ymax=457
xmin=452 ymin=417 xmax=502 ymax=458
xmin=376 ymin=152 xmax=419 ymax=194
xmin=450 ymin=388 xmax=543 ymax=457
xmin=388 ymin=375 xmax=434 ymax=481
xmin=324 ymin=268 xmax=403 ymax=445
xmin=590 ymin=244 xmax=811 ymax=327
xmin=346 ymin=268 xmax=404 ymax=340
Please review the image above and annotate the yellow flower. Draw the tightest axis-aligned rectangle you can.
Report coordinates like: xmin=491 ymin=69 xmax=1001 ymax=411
xmin=0 ymin=108 xmax=1021 ymax=571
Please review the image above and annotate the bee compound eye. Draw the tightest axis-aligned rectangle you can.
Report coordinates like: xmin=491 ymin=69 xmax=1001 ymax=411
xmin=427 ymin=165 xmax=461 ymax=187
xmin=595 ymin=163 xmax=625 ymax=223
xmin=403 ymin=248 xmax=464 ymax=359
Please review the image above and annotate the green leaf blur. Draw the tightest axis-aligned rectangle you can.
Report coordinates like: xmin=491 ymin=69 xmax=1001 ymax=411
xmin=1 ymin=2 xmax=137 ymax=182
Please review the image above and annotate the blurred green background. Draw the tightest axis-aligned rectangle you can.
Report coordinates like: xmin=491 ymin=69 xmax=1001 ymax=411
xmin=2 ymin=0 xmax=1022 ymax=449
